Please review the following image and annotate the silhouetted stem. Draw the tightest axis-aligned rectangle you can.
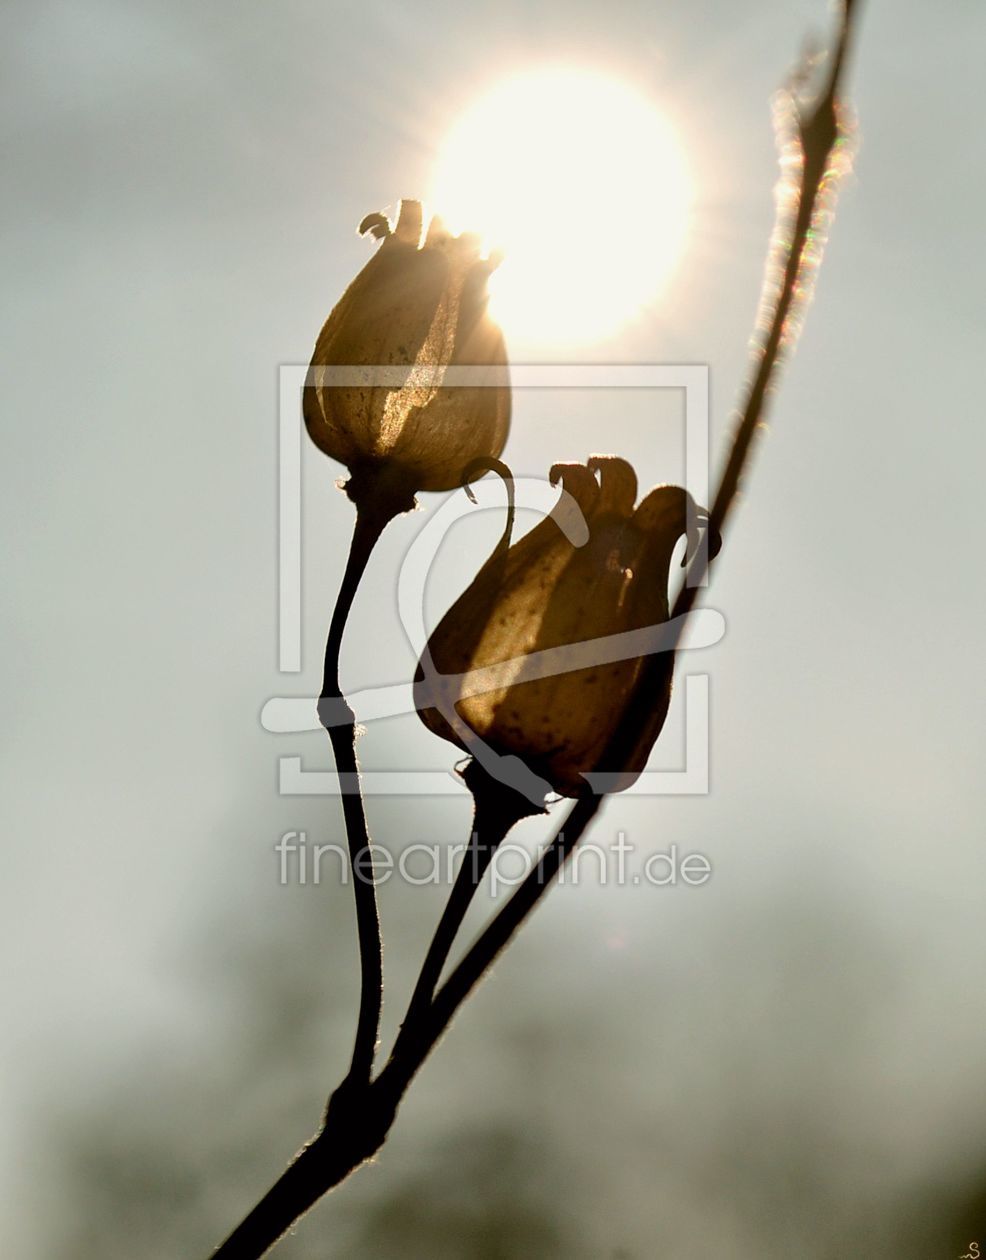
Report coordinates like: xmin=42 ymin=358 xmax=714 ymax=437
xmin=316 ymin=479 xmax=412 ymax=1085
xmin=377 ymin=788 xmax=592 ymax=1100
xmin=210 ymin=1078 xmax=397 ymax=1259
xmin=673 ymin=0 xmax=858 ymax=618
xmin=394 ymin=762 xmax=544 ymax=1055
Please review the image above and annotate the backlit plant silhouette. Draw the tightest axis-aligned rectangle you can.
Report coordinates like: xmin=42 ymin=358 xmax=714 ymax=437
xmin=212 ymin=4 xmax=860 ymax=1255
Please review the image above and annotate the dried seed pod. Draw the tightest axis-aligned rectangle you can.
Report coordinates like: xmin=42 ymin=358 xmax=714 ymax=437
xmin=304 ymin=199 xmax=510 ymax=505
xmin=415 ymin=457 xmax=719 ymax=797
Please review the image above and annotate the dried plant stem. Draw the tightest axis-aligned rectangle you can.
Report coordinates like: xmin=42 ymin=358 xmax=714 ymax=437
xmin=205 ymin=1117 xmax=372 ymax=1260
xmin=674 ymin=0 xmax=858 ymax=616
xmin=377 ymin=787 xmax=592 ymax=1100
xmin=314 ymin=466 xmax=417 ymax=1086
xmin=392 ymin=762 xmax=544 ymax=1064
xmin=317 ymin=498 xmax=394 ymax=1084
xmin=212 ymin=486 xmax=408 ymax=1260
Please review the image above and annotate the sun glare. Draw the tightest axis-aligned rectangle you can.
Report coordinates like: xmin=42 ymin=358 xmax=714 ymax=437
xmin=432 ymin=67 xmax=690 ymax=345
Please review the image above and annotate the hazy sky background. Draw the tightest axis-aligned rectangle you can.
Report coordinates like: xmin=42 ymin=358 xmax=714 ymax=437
xmin=3 ymin=1 xmax=985 ymax=1256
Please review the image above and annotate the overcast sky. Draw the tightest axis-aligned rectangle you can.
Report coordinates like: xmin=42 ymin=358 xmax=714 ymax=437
xmin=3 ymin=2 xmax=985 ymax=1256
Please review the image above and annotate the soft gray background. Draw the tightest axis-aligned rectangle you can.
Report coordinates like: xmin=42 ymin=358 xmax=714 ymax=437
xmin=3 ymin=1 xmax=985 ymax=1257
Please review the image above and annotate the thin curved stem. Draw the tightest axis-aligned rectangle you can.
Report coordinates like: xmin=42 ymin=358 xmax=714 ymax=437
xmin=673 ymin=1 xmax=858 ymax=620
xmin=379 ymin=789 xmax=595 ymax=1099
xmin=317 ymin=494 xmax=402 ymax=1085
xmin=396 ymin=762 xmax=543 ymax=1046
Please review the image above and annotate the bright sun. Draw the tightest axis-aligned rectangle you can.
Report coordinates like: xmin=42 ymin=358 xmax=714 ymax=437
xmin=432 ymin=66 xmax=690 ymax=345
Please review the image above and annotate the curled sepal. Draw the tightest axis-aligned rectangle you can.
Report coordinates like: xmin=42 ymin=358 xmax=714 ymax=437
xmin=587 ymin=455 xmax=638 ymax=519
xmin=358 ymin=211 xmax=392 ymax=241
xmin=460 ymin=456 xmax=516 ymax=565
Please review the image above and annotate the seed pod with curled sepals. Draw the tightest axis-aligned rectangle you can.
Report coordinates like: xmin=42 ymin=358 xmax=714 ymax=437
xmin=414 ymin=457 xmax=720 ymax=798
xmin=303 ymin=199 xmax=510 ymax=508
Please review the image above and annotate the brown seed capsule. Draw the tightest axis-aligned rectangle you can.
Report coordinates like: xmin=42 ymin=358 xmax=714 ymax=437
xmin=415 ymin=457 xmax=719 ymax=797
xmin=303 ymin=199 xmax=510 ymax=502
